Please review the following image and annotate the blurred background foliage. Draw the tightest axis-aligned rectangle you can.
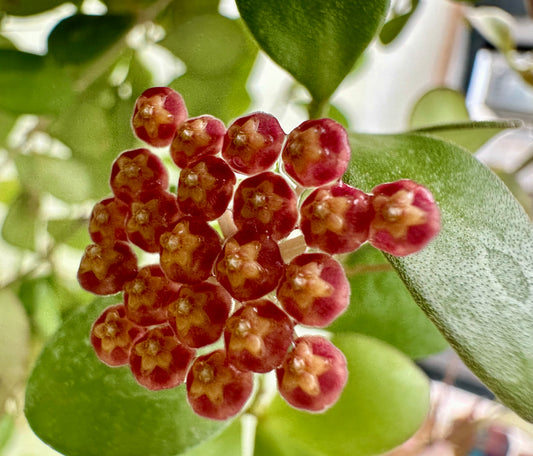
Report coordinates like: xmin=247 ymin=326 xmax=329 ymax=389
xmin=0 ymin=0 xmax=532 ymax=454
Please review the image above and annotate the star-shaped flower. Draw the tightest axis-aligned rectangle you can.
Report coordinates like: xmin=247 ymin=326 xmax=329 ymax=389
xmin=172 ymin=289 xmax=212 ymax=338
xmin=133 ymin=94 xmax=174 ymax=139
xmin=178 ymin=118 xmax=211 ymax=149
xmin=93 ymin=309 xmax=132 ymax=352
xmin=372 ymin=189 xmax=427 ymax=239
xmin=303 ymin=189 xmax=351 ymax=235
xmin=286 ymin=126 xmax=324 ymax=175
xmin=115 ymin=153 xmax=153 ymax=187
xmin=79 ymin=244 xmax=122 ymax=281
xmin=178 ymin=162 xmax=217 ymax=206
xmin=160 ymin=221 xmax=202 ymax=269
xmin=226 ymin=305 xmax=273 ymax=357
xmin=240 ymin=180 xmax=284 ymax=224
xmin=280 ymin=262 xmax=333 ymax=310
xmin=229 ymin=117 xmax=266 ymax=150
xmin=127 ymin=199 xmax=160 ymax=240
xmin=188 ymin=355 xmax=234 ymax=406
xmin=134 ymin=329 xmax=179 ymax=375
xmin=217 ymin=239 xmax=263 ymax=290
xmin=281 ymin=341 xmax=330 ymax=396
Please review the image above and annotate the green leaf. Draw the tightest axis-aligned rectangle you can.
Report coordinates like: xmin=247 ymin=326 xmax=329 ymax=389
xmin=258 ymin=333 xmax=430 ymax=456
xmin=165 ymin=15 xmax=258 ymax=123
xmin=17 ymin=277 xmax=63 ymax=339
xmin=49 ymin=101 xmax=114 ymax=162
xmin=0 ymin=50 xmax=74 ymax=114
xmin=25 ymin=299 xmax=228 ymax=456
xmin=104 ymin=0 xmax=158 ymax=14
xmin=329 ymin=244 xmax=448 ymax=359
xmin=182 ymin=418 xmax=242 ymax=456
xmin=48 ymin=14 xmax=134 ymax=65
xmin=163 ymin=15 xmax=255 ymax=77
xmin=0 ymin=289 xmax=30 ymax=410
xmin=170 ymin=65 xmax=255 ymax=124
xmin=1 ymin=191 xmax=38 ymax=250
xmin=494 ymin=169 xmax=533 ymax=218
xmin=0 ymin=414 xmax=15 ymax=452
xmin=255 ymin=423 xmax=324 ymax=456
xmin=327 ymin=104 xmax=349 ymax=129
xmin=0 ymin=0 xmax=70 ymax=16
xmin=379 ymin=0 xmax=420 ymax=45
xmin=16 ymin=154 xmax=93 ymax=203
xmin=409 ymin=87 xmax=469 ymax=129
xmin=411 ymin=120 xmax=521 ymax=153
xmin=236 ymin=0 xmax=390 ymax=104
xmin=47 ymin=218 xmax=90 ymax=250
xmin=345 ymin=132 xmax=533 ymax=422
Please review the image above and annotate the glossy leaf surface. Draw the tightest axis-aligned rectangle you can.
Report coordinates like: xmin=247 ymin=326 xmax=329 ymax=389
xmin=331 ymin=244 xmax=448 ymax=359
xmin=258 ymin=333 xmax=430 ymax=456
xmin=25 ymin=299 xmax=228 ymax=456
xmin=409 ymin=87 xmax=469 ymax=129
xmin=236 ymin=0 xmax=389 ymax=103
xmin=346 ymin=132 xmax=533 ymax=422
xmin=379 ymin=0 xmax=420 ymax=45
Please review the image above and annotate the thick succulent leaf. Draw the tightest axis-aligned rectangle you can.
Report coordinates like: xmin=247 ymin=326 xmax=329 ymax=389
xmin=411 ymin=120 xmax=521 ymax=153
xmin=162 ymin=15 xmax=254 ymax=78
xmin=236 ymin=0 xmax=390 ymax=104
xmin=330 ymin=244 xmax=448 ymax=359
xmin=181 ymin=419 xmax=242 ymax=456
xmin=258 ymin=333 xmax=430 ymax=456
xmin=25 ymin=299 xmax=228 ymax=456
xmin=170 ymin=69 xmax=254 ymax=124
xmin=48 ymin=14 xmax=134 ymax=65
xmin=409 ymin=87 xmax=469 ymax=129
xmin=0 ymin=50 xmax=74 ymax=114
xmin=17 ymin=276 xmax=63 ymax=339
xmin=379 ymin=0 xmax=420 ymax=45
xmin=345 ymin=132 xmax=533 ymax=422
xmin=255 ymin=423 xmax=324 ymax=456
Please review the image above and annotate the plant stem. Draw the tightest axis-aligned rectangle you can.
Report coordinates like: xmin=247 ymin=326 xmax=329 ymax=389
xmin=307 ymin=97 xmax=329 ymax=119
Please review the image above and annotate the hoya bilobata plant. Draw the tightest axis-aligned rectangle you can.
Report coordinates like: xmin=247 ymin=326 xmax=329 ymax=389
xmin=7 ymin=1 xmax=531 ymax=456
xmin=81 ymin=85 xmax=441 ymax=419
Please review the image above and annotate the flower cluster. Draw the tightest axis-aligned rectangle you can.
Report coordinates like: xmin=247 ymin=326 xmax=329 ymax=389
xmin=78 ymin=86 xmax=440 ymax=420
